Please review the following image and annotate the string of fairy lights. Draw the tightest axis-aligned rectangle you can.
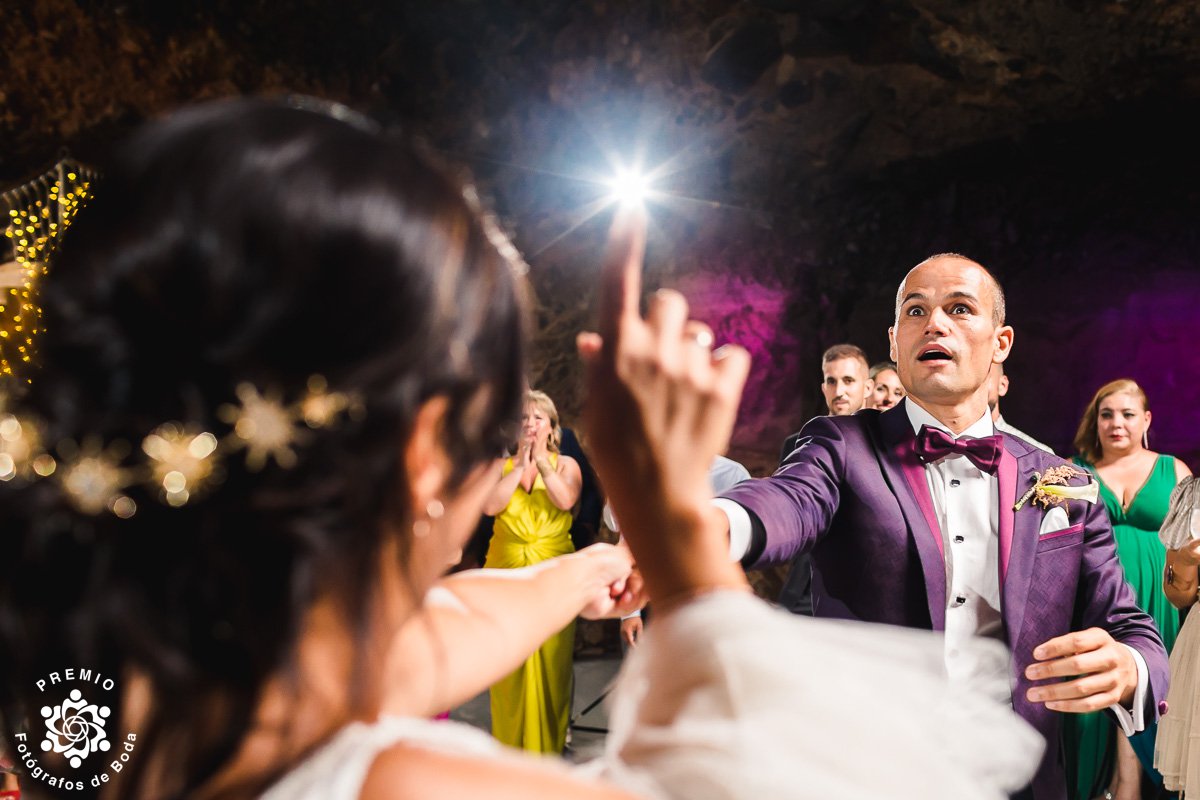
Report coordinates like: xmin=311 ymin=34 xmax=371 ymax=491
xmin=0 ymin=160 xmax=94 ymax=384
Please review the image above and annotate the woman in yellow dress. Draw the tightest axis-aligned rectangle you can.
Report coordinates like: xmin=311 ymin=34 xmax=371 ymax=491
xmin=482 ymin=389 xmax=583 ymax=753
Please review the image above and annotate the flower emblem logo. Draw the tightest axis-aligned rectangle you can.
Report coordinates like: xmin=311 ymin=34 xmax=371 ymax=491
xmin=40 ymin=689 xmax=111 ymax=768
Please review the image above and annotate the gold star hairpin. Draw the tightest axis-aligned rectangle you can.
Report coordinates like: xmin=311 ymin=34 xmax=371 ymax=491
xmin=219 ymin=383 xmax=300 ymax=471
xmin=57 ymin=439 xmax=136 ymax=518
xmin=298 ymin=374 xmax=355 ymax=429
xmin=142 ymin=423 xmax=221 ymax=507
xmin=5 ymin=375 xmax=358 ymax=517
xmin=0 ymin=407 xmax=55 ymax=481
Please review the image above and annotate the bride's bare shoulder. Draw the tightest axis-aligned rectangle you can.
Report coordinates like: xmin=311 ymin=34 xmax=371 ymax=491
xmin=360 ymin=742 xmax=640 ymax=800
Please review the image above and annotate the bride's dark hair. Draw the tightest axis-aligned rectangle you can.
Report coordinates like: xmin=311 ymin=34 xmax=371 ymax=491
xmin=0 ymin=97 xmax=527 ymax=798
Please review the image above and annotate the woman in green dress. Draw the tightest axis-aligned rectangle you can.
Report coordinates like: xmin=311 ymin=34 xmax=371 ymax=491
xmin=1066 ymin=378 xmax=1192 ymax=800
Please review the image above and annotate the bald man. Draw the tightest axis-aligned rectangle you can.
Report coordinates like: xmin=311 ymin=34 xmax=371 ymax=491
xmin=715 ymin=254 xmax=1167 ymax=800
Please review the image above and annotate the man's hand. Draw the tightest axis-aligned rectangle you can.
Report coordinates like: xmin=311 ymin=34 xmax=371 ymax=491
xmin=573 ymin=544 xmax=640 ymax=620
xmin=1025 ymin=627 xmax=1138 ymax=712
xmin=1174 ymin=537 xmax=1200 ymax=566
xmin=621 ymin=616 xmax=643 ymax=647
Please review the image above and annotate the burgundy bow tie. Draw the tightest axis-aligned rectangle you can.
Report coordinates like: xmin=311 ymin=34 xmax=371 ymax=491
xmin=914 ymin=425 xmax=1005 ymax=474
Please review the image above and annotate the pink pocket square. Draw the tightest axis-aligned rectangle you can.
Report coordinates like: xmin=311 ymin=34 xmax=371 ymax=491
xmin=1040 ymin=522 xmax=1084 ymax=541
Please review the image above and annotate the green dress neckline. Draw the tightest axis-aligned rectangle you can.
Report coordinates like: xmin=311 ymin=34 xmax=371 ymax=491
xmin=1080 ymin=454 xmax=1174 ymax=531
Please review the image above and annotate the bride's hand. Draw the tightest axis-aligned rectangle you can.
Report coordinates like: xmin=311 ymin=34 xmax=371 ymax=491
xmin=577 ymin=207 xmax=750 ymax=604
xmin=571 ymin=543 xmax=639 ymax=620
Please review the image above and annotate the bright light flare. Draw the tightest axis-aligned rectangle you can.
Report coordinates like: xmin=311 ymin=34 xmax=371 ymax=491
xmin=607 ymin=170 xmax=651 ymax=207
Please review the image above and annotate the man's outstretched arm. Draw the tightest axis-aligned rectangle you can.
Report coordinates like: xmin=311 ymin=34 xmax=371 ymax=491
xmin=717 ymin=414 xmax=848 ymax=568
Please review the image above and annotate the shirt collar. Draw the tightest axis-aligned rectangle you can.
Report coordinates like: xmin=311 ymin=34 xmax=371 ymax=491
xmin=904 ymin=398 xmax=994 ymax=439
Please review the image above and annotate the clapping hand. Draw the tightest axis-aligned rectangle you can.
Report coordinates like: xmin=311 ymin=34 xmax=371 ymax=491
xmin=516 ymin=437 xmax=534 ymax=470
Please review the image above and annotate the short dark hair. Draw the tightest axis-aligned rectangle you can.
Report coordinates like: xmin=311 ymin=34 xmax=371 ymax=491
xmin=0 ymin=98 xmax=528 ymax=796
xmin=822 ymin=344 xmax=869 ymax=369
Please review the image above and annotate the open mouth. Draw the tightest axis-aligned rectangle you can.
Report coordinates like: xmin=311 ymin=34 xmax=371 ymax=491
xmin=917 ymin=346 xmax=952 ymax=363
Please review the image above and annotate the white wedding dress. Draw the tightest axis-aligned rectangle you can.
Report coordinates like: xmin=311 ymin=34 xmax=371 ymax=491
xmin=262 ymin=592 xmax=1043 ymax=800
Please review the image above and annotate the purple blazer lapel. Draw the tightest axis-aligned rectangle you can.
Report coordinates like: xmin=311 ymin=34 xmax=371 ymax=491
xmin=997 ymin=449 xmax=1017 ymax=582
xmin=1000 ymin=447 xmax=1042 ymax=650
xmin=878 ymin=403 xmax=947 ymax=630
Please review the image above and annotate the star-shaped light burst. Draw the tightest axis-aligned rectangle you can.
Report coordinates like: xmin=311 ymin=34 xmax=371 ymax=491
xmin=219 ymin=383 xmax=299 ymax=471
xmin=514 ymin=131 xmax=729 ymax=259
xmin=297 ymin=374 xmax=352 ymax=429
xmin=3 ymin=376 xmax=359 ymax=515
xmin=142 ymin=423 xmax=220 ymax=507
xmin=0 ymin=404 xmax=55 ymax=481
xmin=606 ymin=169 xmax=652 ymax=207
xmin=58 ymin=441 xmax=135 ymax=518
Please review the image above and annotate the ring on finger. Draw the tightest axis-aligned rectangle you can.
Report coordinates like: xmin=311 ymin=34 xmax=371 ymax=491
xmin=686 ymin=329 xmax=715 ymax=348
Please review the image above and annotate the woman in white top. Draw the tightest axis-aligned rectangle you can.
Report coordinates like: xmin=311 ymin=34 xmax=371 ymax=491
xmin=0 ymin=97 xmax=1040 ymax=800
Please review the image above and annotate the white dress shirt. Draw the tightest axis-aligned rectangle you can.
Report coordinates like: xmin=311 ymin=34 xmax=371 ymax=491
xmin=718 ymin=404 xmax=1147 ymax=732
xmin=906 ymin=402 xmax=1006 ymax=695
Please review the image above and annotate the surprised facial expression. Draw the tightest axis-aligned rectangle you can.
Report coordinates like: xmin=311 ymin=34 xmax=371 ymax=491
xmin=889 ymin=257 xmax=1013 ymax=407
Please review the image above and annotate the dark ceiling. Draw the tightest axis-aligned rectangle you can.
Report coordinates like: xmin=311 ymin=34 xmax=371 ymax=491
xmin=6 ymin=1 xmax=1200 ymax=184
xmin=4 ymin=0 xmax=1200 ymax=465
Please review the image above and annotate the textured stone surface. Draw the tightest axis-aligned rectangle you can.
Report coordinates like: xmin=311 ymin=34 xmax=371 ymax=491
xmin=3 ymin=0 xmax=1199 ymax=468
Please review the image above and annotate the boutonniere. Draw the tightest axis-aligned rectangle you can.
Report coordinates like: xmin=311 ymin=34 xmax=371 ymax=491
xmin=1013 ymin=464 xmax=1100 ymax=511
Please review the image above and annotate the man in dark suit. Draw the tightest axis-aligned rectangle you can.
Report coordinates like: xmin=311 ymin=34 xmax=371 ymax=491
xmin=778 ymin=343 xmax=875 ymax=616
xmin=559 ymin=426 xmax=603 ymax=551
xmin=713 ymin=253 xmax=1168 ymax=800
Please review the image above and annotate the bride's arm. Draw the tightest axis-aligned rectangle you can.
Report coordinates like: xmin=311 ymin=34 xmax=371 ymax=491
xmin=361 ymin=742 xmax=643 ymax=800
xmin=381 ymin=544 xmax=635 ymax=717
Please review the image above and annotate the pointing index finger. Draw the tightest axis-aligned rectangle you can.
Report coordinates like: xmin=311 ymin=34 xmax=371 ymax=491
xmin=597 ymin=205 xmax=647 ymax=350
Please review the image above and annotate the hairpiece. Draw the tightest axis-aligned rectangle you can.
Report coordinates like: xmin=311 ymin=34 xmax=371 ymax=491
xmin=57 ymin=440 xmax=136 ymax=517
xmin=299 ymin=374 xmax=354 ymax=428
xmin=0 ymin=405 xmax=53 ymax=481
xmin=219 ymin=383 xmax=298 ymax=471
xmin=142 ymin=424 xmax=221 ymax=506
xmin=0 ymin=414 xmax=28 ymax=480
xmin=0 ymin=375 xmax=358 ymax=517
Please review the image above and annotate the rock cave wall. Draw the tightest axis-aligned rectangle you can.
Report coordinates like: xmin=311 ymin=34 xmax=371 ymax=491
xmin=3 ymin=0 xmax=1199 ymax=471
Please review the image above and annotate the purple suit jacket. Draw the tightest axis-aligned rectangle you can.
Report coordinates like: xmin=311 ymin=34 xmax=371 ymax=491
xmin=722 ymin=400 xmax=1168 ymax=800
